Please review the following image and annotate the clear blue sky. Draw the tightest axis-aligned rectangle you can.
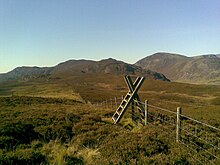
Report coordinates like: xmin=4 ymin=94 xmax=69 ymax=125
xmin=0 ymin=0 xmax=220 ymax=73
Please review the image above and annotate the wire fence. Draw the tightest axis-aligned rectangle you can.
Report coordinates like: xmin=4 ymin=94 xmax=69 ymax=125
xmin=94 ymin=96 xmax=220 ymax=164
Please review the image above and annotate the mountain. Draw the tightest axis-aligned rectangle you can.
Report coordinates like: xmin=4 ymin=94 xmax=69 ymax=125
xmin=0 ymin=67 xmax=53 ymax=82
xmin=135 ymin=53 xmax=220 ymax=84
xmin=0 ymin=58 xmax=170 ymax=82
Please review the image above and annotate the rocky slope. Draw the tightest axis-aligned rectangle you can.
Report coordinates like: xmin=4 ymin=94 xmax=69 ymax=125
xmin=135 ymin=53 xmax=220 ymax=84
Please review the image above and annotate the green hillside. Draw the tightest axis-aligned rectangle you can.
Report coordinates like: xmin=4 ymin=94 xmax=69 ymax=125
xmin=0 ymin=75 xmax=220 ymax=164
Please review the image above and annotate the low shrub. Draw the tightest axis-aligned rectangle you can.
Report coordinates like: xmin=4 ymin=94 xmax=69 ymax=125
xmin=0 ymin=147 xmax=45 ymax=165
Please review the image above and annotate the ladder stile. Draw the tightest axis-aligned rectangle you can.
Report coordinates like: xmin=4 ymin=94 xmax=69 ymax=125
xmin=112 ymin=76 xmax=145 ymax=124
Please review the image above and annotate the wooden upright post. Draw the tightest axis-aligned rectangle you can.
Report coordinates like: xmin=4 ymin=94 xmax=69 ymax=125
xmin=176 ymin=107 xmax=182 ymax=143
xmin=131 ymin=100 xmax=134 ymax=121
xmin=145 ymin=100 xmax=148 ymax=126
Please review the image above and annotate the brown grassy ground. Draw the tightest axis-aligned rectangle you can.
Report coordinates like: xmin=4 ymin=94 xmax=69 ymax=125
xmin=0 ymin=74 xmax=219 ymax=164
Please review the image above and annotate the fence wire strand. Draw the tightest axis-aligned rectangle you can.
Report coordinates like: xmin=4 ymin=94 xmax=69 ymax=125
xmin=180 ymin=114 xmax=220 ymax=132
xmin=181 ymin=127 xmax=220 ymax=152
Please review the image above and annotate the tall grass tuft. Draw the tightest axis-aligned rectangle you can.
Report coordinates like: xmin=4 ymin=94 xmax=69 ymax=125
xmin=41 ymin=140 xmax=67 ymax=165
xmin=77 ymin=147 xmax=100 ymax=165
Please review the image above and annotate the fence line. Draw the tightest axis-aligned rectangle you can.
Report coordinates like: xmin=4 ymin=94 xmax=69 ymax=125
xmin=94 ymin=96 xmax=220 ymax=164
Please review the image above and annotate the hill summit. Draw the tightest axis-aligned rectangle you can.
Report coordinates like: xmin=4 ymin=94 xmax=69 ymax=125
xmin=135 ymin=52 xmax=220 ymax=84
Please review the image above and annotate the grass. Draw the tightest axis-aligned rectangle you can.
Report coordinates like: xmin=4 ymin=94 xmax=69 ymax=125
xmin=0 ymin=81 xmax=83 ymax=102
xmin=0 ymin=74 xmax=219 ymax=164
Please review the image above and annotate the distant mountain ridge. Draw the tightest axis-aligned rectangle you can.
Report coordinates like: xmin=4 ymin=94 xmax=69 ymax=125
xmin=0 ymin=58 xmax=170 ymax=82
xmin=135 ymin=52 xmax=220 ymax=84
xmin=0 ymin=67 xmax=53 ymax=82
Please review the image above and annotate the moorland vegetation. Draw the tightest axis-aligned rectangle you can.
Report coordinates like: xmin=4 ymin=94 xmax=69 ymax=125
xmin=0 ymin=75 xmax=220 ymax=164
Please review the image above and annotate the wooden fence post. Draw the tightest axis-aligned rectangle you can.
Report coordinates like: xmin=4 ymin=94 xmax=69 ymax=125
xmin=114 ymin=97 xmax=117 ymax=109
xmin=176 ymin=107 xmax=182 ymax=143
xmin=145 ymin=100 xmax=148 ymax=126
